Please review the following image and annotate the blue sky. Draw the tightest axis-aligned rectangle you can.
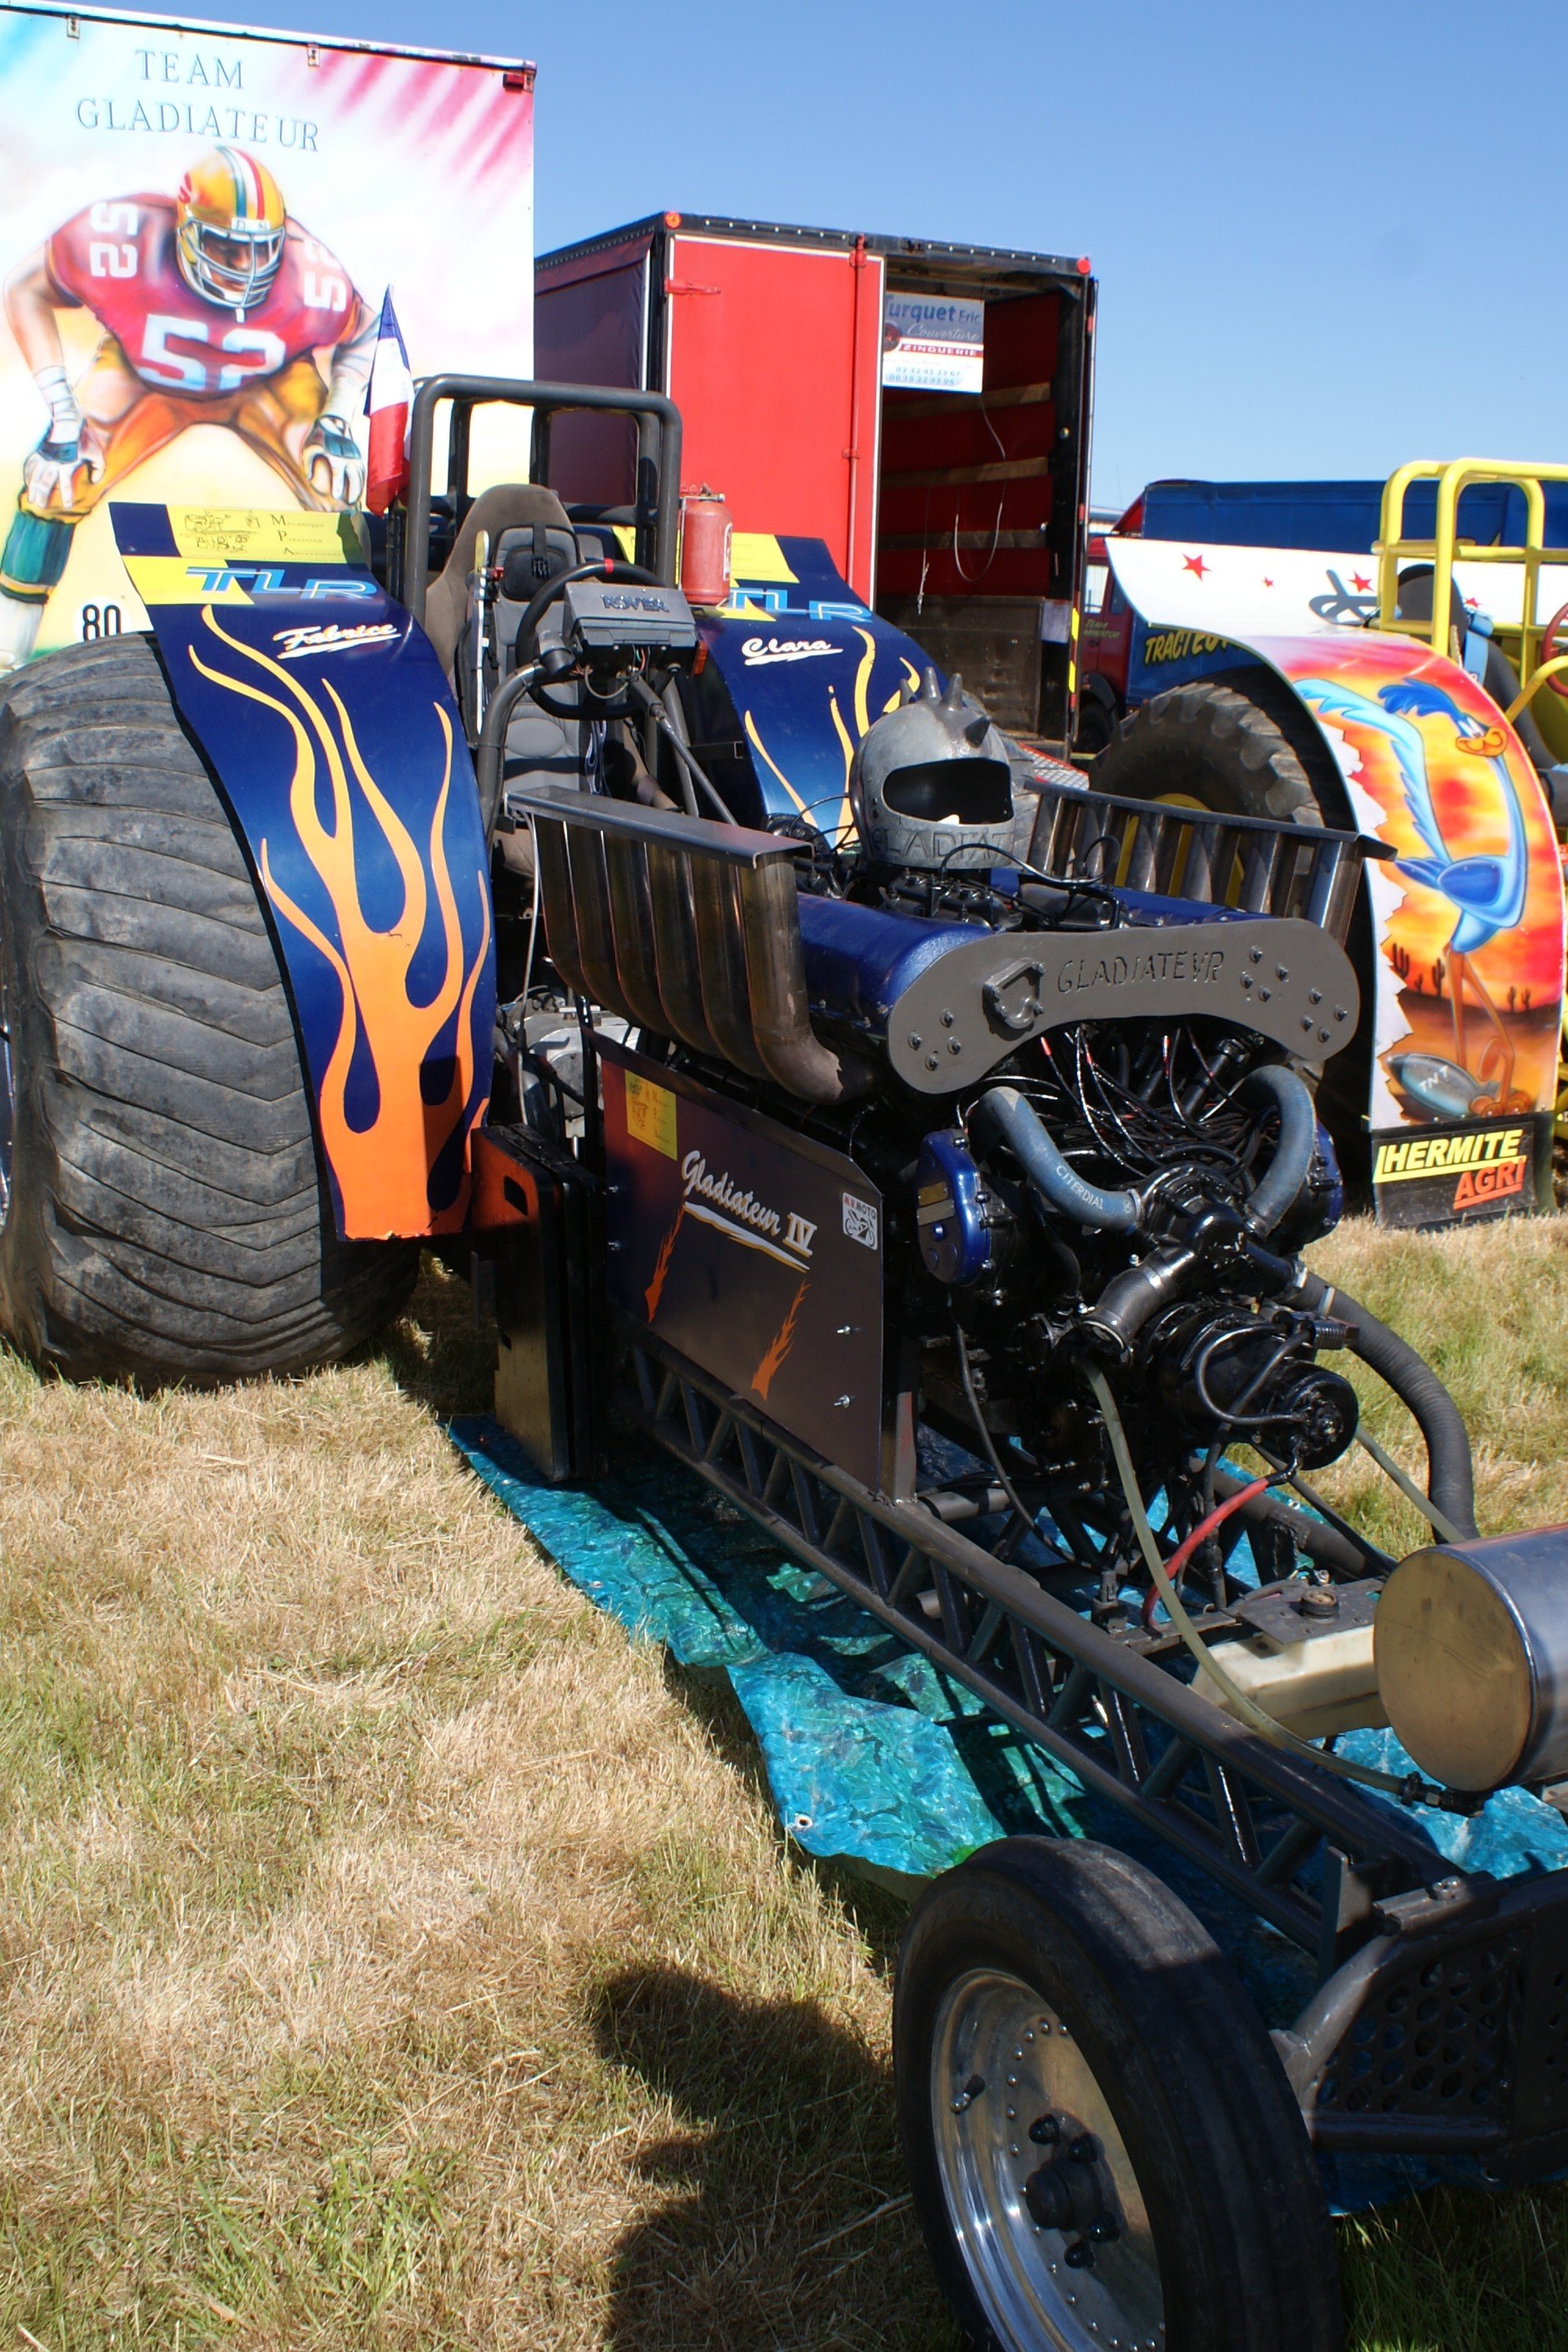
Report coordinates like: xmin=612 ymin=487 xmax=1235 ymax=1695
xmin=181 ymin=0 xmax=1563 ymax=506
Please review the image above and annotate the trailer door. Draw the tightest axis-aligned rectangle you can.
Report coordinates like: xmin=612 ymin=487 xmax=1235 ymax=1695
xmin=662 ymin=233 xmax=884 ymax=601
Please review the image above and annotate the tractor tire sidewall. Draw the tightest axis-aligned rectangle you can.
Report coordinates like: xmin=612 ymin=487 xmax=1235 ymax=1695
xmin=1092 ymin=673 xmax=1373 ymax=1193
xmin=0 ymin=749 xmax=59 ymax=1363
xmin=0 ymin=634 xmax=418 ymax=1383
xmin=1093 ymin=673 xmax=1345 ymax=828
xmin=894 ymin=1837 xmax=1342 ymax=2352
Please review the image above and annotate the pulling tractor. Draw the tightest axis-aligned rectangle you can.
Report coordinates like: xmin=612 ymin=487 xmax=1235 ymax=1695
xmin=7 ymin=385 xmax=1568 ymax=2352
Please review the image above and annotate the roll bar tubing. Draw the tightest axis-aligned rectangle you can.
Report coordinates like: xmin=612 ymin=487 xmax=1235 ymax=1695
xmin=403 ymin=376 xmax=684 ymax=622
xmin=1376 ymin=456 xmax=1568 ymax=677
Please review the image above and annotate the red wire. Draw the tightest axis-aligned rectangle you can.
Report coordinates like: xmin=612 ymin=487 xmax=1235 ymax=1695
xmin=1140 ymin=1474 xmax=1274 ymax=1629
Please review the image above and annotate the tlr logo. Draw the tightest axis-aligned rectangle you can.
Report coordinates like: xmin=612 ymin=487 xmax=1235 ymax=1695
xmin=186 ymin=566 xmax=379 ymax=601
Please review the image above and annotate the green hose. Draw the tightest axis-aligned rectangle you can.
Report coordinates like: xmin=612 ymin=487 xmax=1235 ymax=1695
xmin=1354 ymin=1428 xmax=1465 ymax=1547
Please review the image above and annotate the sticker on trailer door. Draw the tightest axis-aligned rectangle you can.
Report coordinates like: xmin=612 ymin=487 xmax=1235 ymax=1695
xmin=600 ymin=1039 xmax=885 ymax=1491
xmin=882 ymin=293 xmax=984 ymax=393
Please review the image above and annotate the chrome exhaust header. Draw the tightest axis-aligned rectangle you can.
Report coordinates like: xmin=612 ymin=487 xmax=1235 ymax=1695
xmin=512 ymin=787 xmax=873 ymax=1105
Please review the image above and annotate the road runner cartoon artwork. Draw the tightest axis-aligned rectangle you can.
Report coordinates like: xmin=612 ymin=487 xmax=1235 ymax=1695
xmin=0 ymin=145 xmax=375 ymax=668
xmin=1103 ymin=535 xmax=1568 ymax=1225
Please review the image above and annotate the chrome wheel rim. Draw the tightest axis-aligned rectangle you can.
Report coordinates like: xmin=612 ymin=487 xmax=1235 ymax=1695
xmin=931 ymin=1968 xmax=1166 ymax=2352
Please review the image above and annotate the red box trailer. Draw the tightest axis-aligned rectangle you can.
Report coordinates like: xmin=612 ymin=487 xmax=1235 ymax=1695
xmin=535 ymin=213 xmax=1095 ymax=745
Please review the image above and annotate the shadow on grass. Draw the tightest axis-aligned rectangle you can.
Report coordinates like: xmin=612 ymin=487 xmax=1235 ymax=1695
xmin=593 ymin=1965 xmax=957 ymax=2352
xmin=659 ymin=1653 xmax=915 ymax=1972
xmin=395 ymin=1258 xmax=1568 ymax=2348
xmin=379 ymin=1254 xmax=499 ymax=1419
xmin=1340 ymin=2172 xmax=1568 ymax=2352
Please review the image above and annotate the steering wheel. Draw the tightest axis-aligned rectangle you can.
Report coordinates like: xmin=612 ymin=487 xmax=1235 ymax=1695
xmin=511 ymin=554 xmax=660 ymax=665
xmin=508 ymin=555 xmax=664 ymax=723
xmin=1540 ymin=600 xmax=1568 ymax=695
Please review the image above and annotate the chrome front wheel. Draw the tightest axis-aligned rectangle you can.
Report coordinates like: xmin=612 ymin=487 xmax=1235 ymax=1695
xmin=894 ymin=1838 xmax=1343 ymax=2352
xmin=931 ymin=1967 xmax=1163 ymax=2352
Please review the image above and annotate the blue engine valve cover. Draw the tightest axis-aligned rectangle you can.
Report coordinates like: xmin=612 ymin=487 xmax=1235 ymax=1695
xmin=916 ymin=1130 xmax=998 ymax=1286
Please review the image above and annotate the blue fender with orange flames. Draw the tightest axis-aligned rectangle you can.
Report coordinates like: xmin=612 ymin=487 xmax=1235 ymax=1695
xmin=112 ymin=503 xmax=495 ymax=1244
xmin=689 ymin=535 xmax=941 ymax=837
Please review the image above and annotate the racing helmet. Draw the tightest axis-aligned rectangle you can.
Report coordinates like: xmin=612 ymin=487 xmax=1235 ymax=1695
xmin=176 ymin=147 xmax=286 ymax=313
xmin=849 ymin=668 xmax=1031 ymax=869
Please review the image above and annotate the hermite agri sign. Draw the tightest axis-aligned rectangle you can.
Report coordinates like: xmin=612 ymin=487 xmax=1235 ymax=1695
xmin=0 ymin=2 xmax=534 ymax=667
xmin=1370 ymin=1118 xmax=1534 ymax=1229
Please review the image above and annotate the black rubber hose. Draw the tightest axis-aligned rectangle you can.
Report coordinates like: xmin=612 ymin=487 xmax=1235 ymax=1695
xmin=1236 ymin=1062 xmax=1319 ymax=1237
xmin=971 ymin=1086 xmax=1141 ymax=1231
xmin=1293 ymin=1268 xmax=1477 ymax=1539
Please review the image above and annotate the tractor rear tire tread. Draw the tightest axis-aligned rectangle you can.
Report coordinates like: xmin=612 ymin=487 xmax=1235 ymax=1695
xmin=1095 ymin=677 xmax=1330 ymax=824
xmin=0 ymin=633 xmax=416 ymax=1383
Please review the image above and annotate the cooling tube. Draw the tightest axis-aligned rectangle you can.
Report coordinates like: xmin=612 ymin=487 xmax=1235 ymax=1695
xmin=972 ymin=1064 xmax=1319 ymax=1247
xmin=970 ymin=1086 xmax=1141 ymax=1231
xmin=1236 ymin=1062 xmax=1319 ymax=1237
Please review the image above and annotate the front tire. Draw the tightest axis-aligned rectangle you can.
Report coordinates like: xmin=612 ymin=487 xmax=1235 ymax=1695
xmin=894 ymin=1837 xmax=1341 ymax=2352
xmin=0 ymin=633 xmax=416 ymax=1383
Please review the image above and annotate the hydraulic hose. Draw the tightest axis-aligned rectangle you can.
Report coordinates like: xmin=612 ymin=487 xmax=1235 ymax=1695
xmin=971 ymin=1087 xmax=1141 ymax=1232
xmin=1289 ymin=1271 xmax=1477 ymax=1541
xmin=1236 ymin=1062 xmax=1319 ymax=1238
xmin=1086 ymin=1366 xmax=1450 ymax=1808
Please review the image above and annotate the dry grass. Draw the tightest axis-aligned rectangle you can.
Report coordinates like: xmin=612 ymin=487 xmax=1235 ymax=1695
xmin=0 ymin=1221 xmax=1563 ymax=2347
xmin=0 ymin=1271 xmax=949 ymax=2348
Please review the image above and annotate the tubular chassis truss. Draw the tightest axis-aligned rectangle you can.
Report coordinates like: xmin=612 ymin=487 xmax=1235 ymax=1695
xmin=616 ymin=1316 xmax=1568 ymax=2171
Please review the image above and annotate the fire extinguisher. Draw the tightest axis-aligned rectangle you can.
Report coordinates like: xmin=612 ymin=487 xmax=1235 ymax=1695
xmin=680 ymin=485 xmax=731 ymax=608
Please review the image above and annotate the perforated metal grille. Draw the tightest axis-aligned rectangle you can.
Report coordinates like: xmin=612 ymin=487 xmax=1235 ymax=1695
xmin=1515 ymin=1940 xmax=1568 ymax=2137
xmin=1315 ymin=1936 xmax=1524 ymax=2126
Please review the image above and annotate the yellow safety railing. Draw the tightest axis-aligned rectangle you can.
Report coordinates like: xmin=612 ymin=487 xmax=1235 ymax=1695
xmin=1376 ymin=458 xmax=1568 ymax=679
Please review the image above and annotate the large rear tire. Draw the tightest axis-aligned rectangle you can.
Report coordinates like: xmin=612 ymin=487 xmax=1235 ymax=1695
xmin=895 ymin=1837 xmax=1342 ymax=2352
xmin=0 ymin=633 xmax=417 ymax=1384
xmin=1092 ymin=674 xmax=1341 ymax=826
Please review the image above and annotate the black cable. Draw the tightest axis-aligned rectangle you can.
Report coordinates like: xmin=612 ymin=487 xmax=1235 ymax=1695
xmin=953 ymin=1323 xmax=1038 ymax=1546
xmin=626 ymin=674 xmax=739 ymax=826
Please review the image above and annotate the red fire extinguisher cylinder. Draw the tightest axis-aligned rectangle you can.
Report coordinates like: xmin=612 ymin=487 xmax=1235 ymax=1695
xmin=680 ymin=486 xmax=731 ymax=608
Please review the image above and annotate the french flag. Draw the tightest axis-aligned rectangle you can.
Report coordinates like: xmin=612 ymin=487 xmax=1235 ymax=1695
xmin=364 ymin=289 xmax=412 ymax=514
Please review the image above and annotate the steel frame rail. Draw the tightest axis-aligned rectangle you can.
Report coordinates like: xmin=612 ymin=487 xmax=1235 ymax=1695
xmin=616 ymin=1321 xmax=1457 ymax=1965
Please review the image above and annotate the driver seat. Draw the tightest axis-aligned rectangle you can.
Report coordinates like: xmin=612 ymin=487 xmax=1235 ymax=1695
xmin=422 ymin=482 xmax=579 ymax=677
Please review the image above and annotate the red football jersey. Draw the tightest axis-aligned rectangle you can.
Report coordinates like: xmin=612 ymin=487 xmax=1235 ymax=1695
xmin=46 ymin=196 xmax=361 ymax=400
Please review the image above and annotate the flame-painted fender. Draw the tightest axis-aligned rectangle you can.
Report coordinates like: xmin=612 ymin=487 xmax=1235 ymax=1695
xmin=111 ymin=503 xmax=495 ymax=1243
xmin=1106 ymin=538 xmax=1566 ymax=1217
xmin=689 ymin=535 xmax=940 ymax=834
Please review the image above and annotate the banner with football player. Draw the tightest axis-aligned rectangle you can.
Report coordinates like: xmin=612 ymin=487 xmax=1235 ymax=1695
xmin=0 ymin=3 xmax=535 ymax=667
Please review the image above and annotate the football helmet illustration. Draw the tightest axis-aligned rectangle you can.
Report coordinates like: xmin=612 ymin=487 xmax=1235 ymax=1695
xmin=175 ymin=147 xmax=286 ymax=313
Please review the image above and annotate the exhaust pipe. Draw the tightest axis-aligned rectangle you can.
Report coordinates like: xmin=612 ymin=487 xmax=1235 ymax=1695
xmin=513 ymin=788 xmax=873 ymax=1104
